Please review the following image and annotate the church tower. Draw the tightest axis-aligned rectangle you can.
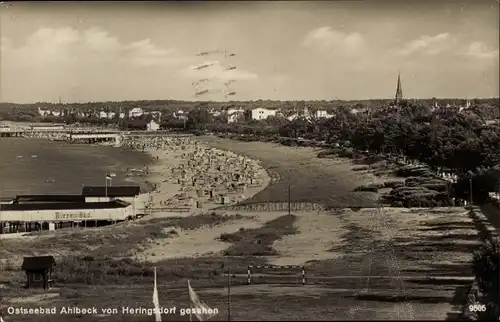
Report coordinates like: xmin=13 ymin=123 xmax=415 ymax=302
xmin=395 ymin=72 xmax=403 ymax=105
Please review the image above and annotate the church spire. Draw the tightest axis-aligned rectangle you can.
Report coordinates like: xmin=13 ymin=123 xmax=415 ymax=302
xmin=395 ymin=71 xmax=403 ymax=105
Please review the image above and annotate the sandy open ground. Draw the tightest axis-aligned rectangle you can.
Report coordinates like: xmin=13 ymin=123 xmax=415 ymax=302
xmin=269 ymin=211 xmax=348 ymax=266
xmin=135 ymin=212 xmax=285 ymax=262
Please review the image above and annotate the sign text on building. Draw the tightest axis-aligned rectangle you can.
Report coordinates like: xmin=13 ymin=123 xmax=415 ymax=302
xmin=54 ymin=211 xmax=92 ymax=221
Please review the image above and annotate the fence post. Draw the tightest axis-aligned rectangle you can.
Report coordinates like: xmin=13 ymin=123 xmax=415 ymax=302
xmin=247 ymin=266 xmax=252 ymax=285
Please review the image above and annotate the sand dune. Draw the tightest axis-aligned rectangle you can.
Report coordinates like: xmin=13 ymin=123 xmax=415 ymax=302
xmin=136 ymin=212 xmax=285 ymax=262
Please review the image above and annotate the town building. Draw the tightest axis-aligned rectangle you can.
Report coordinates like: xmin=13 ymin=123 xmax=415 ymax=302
xmin=147 ymin=119 xmax=160 ymax=131
xmin=227 ymin=107 xmax=245 ymax=123
xmin=128 ymin=107 xmax=144 ymax=118
xmin=0 ymin=195 xmax=134 ymax=234
xmin=314 ymin=110 xmax=333 ymax=119
xmin=395 ymin=72 xmax=403 ymax=106
xmin=174 ymin=110 xmax=187 ymax=120
xmin=81 ymin=186 xmax=141 ymax=214
xmin=251 ymin=107 xmax=276 ymax=121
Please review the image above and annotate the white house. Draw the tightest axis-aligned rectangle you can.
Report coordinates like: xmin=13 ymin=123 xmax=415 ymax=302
xmin=315 ymin=110 xmax=333 ymax=119
xmin=287 ymin=114 xmax=313 ymax=122
xmin=147 ymin=120 xmax=160 ymax=131
xmin=210 ymin=110 xmax=222 ymax=117
xmin=227 ymin=108 xmax=245 ymax=123
xmin=38 ymin=107 xmax=51 ymax=117
xmin=129 ymin=108 xmax=144 ymax=118
xmin=150 ymin=111 xmax=162 ymax=120
xmin=251 ymin=107 xmax=276 ymax=121
xmin=174 ymin=110 xmax=187 ymax=120
xmin=99 ymin=111 xmax=108 ymax=119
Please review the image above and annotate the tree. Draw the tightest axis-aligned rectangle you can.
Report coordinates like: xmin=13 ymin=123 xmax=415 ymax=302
xmin=186 ymin=108 xmax=213 ymax=130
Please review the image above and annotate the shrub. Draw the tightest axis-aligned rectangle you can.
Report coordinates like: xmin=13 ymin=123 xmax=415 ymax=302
xmin=338 ymin=148 xmax=354 ymax=158
xmin=317 ymin=150 xmax=335 ymax=159
xmin=353 ymin=183 xmax=384 ymax=192
xmin=383 ymin=181 xmax=401 ymax=188
xmin=352 ymin=166 xmax=369 ymax=172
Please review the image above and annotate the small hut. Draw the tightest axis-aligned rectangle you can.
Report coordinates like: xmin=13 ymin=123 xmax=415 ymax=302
xmin=21 ymin=255 xmax=55 ymax=289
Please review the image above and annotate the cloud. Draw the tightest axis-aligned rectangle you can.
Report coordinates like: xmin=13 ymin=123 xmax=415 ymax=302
xmin=397 ymin=33 xmax=455 ymax=56
xmin=1 ymin=26 xmax=189 ymax=69
xmin=0 ymin=37 xmax=12 ymax=52
xmin=302 ymin=27 xmax=365 ymax=54
xmin=462 ymin=41 xmax=499 ymax=59
xmin=181 ymin=60 xmax=258 ymax=82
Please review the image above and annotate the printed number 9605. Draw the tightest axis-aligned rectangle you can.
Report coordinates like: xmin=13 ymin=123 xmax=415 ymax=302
xmin=469 ymin=304 xmax=486 ymax=312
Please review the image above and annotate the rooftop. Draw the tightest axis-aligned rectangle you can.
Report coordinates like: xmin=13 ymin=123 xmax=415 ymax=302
xmin=14 ymin=195 xmax=86 ymax=204
xmin=21 ymin=256 xmax=56 ymax=271
xmin=81 ymin=186 xmax=141 ymax=197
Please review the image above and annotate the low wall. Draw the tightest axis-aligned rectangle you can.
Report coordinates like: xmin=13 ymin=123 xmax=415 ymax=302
xmin=217 ymin=202 xmax=326 ymax=212
xmin=460 ymin=207 xmax=499 ymax=320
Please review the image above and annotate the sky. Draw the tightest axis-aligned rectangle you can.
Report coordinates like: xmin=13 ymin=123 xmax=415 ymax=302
xmin=0 ymin=1 xmax=498 ymax=103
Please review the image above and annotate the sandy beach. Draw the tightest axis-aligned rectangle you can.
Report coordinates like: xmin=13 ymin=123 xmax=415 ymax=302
xmin=114 ymin=135 xmax=276 ymax=262
xmin=128 ymin=136 xmax=272 ymax=217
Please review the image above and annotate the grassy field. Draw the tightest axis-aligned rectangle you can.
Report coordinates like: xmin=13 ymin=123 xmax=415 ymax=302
xmin=0 ymin=207 xmax=479 ymax=321
xmin=0 ymin=138 xmax=482 ymax=321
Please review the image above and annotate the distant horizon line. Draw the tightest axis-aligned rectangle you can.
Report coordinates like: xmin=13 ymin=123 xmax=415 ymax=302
xmin=1 ymin=97 xmax=499 ymax=105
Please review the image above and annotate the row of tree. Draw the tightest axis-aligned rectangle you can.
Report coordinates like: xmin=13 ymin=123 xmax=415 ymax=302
xmin=1 ymin=98 xmax=499 ymax=123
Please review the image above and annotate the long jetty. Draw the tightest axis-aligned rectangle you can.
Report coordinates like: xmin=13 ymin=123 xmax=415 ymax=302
xmin=0 ymin=126 xmax=191 ymax=145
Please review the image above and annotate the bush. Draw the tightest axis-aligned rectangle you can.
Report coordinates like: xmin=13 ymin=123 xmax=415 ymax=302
xmin=396 ymin=166 xmax=434 ymax=178
xmin=383 ymin=181 xmax=402 ymax=188
xmin=354 ymin=183 xmax=384 ymax=192
xmin=338 ymin=148 xmax=354 ymax=158
xmin=354 ymin=186 xmax=378 ymax=192
xmin=352 ymin=166 xmax=369 ymax=172
xmin=222 ymin=215 xmax=297 ymax=256
xmin=317 ymin=150 xmax=336 ymax=159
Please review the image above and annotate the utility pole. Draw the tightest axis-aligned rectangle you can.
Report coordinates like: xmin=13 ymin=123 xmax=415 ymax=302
xmin=469 ymin=177 xmax=473 ymax=208
xmin=497 ymin=175 xmax=500 ymax=201
xmin=227 ymin=269 xmax=231 ymax=321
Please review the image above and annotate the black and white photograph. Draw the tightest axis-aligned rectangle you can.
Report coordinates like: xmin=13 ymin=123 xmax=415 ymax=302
xmin=0 ymin=1 xmax=498 ymax=321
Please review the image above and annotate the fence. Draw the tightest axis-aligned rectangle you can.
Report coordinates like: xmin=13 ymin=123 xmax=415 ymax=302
xmin=219 ymin=202 xmax=326 ymax=212
xmin=143 ymin=207 xmax=191 ymax=213
xmin=247 ymin=265 xmax=307 ymax=285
